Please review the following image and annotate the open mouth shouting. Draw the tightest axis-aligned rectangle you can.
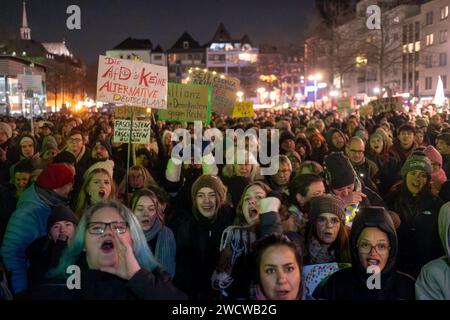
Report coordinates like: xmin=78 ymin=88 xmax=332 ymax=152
xmin=100 ymin=238 xmax=115 ymax=253
xmin=275 ymin=289 xmax=291 ymax=300
xmin=98 ymin=190 xmax=106 ymax=199
xmin=366 ymin=258 xmax=381 ymax=266
xmin=249 ymin=206 xmax=259 ymax=219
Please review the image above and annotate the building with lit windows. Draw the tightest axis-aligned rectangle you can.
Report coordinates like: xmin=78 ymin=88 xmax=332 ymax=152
xmin=106 ymin=37 xmax=167 ymax=66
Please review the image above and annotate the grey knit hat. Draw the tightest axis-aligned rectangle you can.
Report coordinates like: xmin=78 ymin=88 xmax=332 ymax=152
xmin=309 ymin=194 xmax=346 ymax=223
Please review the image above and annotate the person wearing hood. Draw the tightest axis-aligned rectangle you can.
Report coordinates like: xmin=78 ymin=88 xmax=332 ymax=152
xmin=1 ymin=163 xmax=74 ymax=295
xmin=9 ymin=134 xmax=39 ymax=184
xmin=326 ymin=128 xmax=347 ymax=153
xmin=415 ymin=202 xmax=450 ymax=300
xmin=174 ymin=174 xmax=235 ymax=300
xmin=313 ymin=206 xmax=415 ymax=300
xmin=386 ymin=154 xmax=444 ymax=278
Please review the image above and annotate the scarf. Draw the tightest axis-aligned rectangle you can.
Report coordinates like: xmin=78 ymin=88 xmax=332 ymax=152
xmin=143 ymin=218 xmax=176 ymax=277
xmin=35 ymin=185 xmax=69 ymax=208
xmin=308 ymin=237 xmax=336 ymax=264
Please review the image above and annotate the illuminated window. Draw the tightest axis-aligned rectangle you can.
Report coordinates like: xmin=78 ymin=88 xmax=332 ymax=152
xmin=441 ymin=6 xmax=449 ymax=20
xmin=426 ymin=33 xmax=434 ymax=46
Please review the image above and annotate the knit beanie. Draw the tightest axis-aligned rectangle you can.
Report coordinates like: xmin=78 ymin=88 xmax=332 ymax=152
xmin=400 ymin=154 xmax=432 ymax=178
xmin=309 ymin=194 xmax=346 ymax=223
xmin=324 ymin=152 xmax=356 ymax=189
xmin=83 ymin=160 xmax=114 ymax=180
xmin=424 ymin=145 xmax=443 ymax=166
xmin=47 ymin=205 xmax=79 ymax=231
xmin=0 ymin=122 xmax=12 ymax=139
xmin=40 ymin=135 xmax=59 ymax=155
xmin=191 ymin=175 xmax=227 ymax=214
xmin=36 ymin=163 xmax=74 ymax=189
xmin=92 ymin=139 xmax=112 ymax=157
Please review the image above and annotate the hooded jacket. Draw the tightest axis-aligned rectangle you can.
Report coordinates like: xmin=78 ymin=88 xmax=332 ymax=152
xmin=313 ymin=207 xmax=415 ymax=300
xmin=415 ymin=202 xmax=450 ymax=300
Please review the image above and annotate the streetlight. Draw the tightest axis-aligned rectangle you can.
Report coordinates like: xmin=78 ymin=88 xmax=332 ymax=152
xmin=308 ymin=73 xmax=322 ymax=109
xmin=236 ymin=91 xmax=244 ymax=102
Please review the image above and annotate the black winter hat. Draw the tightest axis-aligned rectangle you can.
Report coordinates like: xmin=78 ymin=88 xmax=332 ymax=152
xmin=47 ymin=205 xmax=79 ymax=231
xmin=279 ymin=131 xmax=296 ymax=146
xmin=53 ymin=151 xmax=77 ymax=166
xmin=93 ymin=139 xmax=112 ymax=157
xmin=324 ymin=152 xmax=356 ymax=189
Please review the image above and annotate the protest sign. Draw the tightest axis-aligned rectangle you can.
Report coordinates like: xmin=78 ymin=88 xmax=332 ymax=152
xmin=232 ymin=101 xmax=255 ymax=118
xmin=368 ymin=97 xmax=402 ymax=115
xmin=188 ymin=68 xmax=239 ymax=116
xmin=97 ymin=55 xmax=168 ymax=109
xmin=158 ymin=83 xmax=212 ymax=123
xmin=114 ymin=105 xmax=147 ymax=118
xmin=113 ymin=119 xmax=151 ymax=144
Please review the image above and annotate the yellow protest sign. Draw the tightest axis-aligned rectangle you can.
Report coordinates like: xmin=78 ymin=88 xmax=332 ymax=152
xmin=232 ymin=101 xmax=255 ymax=118
xmin=158 ymin=83 xmax=212 ymax=123
xmin=114 ymin=105 xmax=147 ymax=118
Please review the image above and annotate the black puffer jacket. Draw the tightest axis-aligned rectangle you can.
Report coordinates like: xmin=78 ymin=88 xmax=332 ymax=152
xmin=314 ymin=207 xmax=415 ymax=300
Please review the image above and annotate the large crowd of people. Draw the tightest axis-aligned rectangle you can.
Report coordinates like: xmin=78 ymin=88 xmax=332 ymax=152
xmin=0 ymin=104 xmax=449 ymax=300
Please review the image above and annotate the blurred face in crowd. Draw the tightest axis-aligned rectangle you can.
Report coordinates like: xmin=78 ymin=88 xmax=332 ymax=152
xmin=406 ymin=169 xmax=428 ymax=196
xmin=235 ymin=163 xmax=252 ymax=178
xmin=40 ymin=126 xmax=52 ymax=136
xmin=259 ymin=244 xmax=301 ymax=300
xmin=332 ymin=132 xmax=345 ymax=150
xmin=91 ymin=144 xmax=109 ymax=160
xmin=347 ymin=118 xmax=359 ymax=132
xmin=242 ymin=184 xmax=267 ymax=225
xmin=297 ymin=181 xmax=325 ymax=206
xmin=67 ymin=133 xmax=84 ymax=155
xmin=136 ymin=154 xmax=150 ymax=168
xmin=133 ymin=195 xmax=157 ymax=231
xmin=49 ymin=221 xmax=76 ymax=242
xmin=129 ymin=169 xmax=145 ymax=189
xmin=398 ymin=130 xmax=414 ymax=150
xmin=357 ymin=227 xmax=390 ymax=272
xmin=0 ymin=130 xmax=8 ymax=144
xmin=332 ymin=183 xmax=354 ymax=198
xmin=369 ymin=135 xmax=384 ymax=154
xmin=20 ymin=139 xmax=34 ymax=158
xmin=196 ymin=187 xmax=217 ymax=219
xmin=431 ymin=114 xmax=442 ymax=127
xmin=346 ymin=139 xmax=365 ymax=165
xmin=315 ymin=213 xmax=341 ymax=245
xmin=42 ymin=148 xmax=58 ymax=161
xmin=310 ymin=136 xmax=322 ymax=149
xmin=415 ymin=130 xmax=425 ymax=146
xmin=437 ymin=139 xmax=450 ymax=155
xmin=315 ymin=120 xmax=325 ymax=133
xmin=54 ymin=181 xmax=74 ymax=199
xmin=87 ymin=172 xmax=112 ymax=204
xmin=14 ymin=171 xmax=31 ymax=191
xmin=281 ymin=139 xmax=295 ymax=152
xmin=273 ymin=161 xmax=292 ymax=186
xmin=85 ymin=207 xmax=131 ymax=270
xmin=325 ymin=114 xmax=335 ymax=126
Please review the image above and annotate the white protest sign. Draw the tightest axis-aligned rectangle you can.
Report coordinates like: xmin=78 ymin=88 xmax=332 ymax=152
xmin=97 ymin=55 xmax=168 ymax=109
xmin=113 ymin=119 xmax=151 ymax=144
xmin=18 ymin=74 xmax=43 ymax=94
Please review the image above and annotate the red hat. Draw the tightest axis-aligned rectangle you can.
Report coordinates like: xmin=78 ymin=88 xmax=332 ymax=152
xmin=36 ymin=163 xmax=74 ymax=189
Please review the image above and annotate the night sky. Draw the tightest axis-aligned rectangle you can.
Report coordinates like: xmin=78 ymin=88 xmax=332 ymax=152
xmin=0 ymin=0 xmax=316 ymax=64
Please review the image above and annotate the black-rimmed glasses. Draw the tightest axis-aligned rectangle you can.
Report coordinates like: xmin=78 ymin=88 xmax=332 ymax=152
xmin=87 ymin=221 xmax=128 ymax=235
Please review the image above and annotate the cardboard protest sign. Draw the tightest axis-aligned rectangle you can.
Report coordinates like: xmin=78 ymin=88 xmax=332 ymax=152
xmin=97 ymin=55 xmax=168 ymax=109
xmin=188 ymin=68 xmax=239 ymax=116
xmin=114 ymin=105 xmax=148 ymax=118
xmin=158 ymin=83 xmax=212 ymax=123
xmin=232 ymin=101 xmax=255 ymax=118
xmin=337 ymin=98 xmax=351 ymax=110
xmin=368 ymin=97 xmax=402 ymax=115
xmin=113 ymin=119 xmax=151 ymax=144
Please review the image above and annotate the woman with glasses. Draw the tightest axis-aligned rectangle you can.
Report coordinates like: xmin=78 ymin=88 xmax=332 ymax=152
xmin=32 ymin=200 xmax=186 ymax=300
xmin=313 ymin=206 xmax=415 ymax=300
xmin=303 ymin=194 xmax=350 ymax=265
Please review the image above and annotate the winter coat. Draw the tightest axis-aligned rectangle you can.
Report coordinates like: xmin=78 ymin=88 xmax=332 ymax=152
xmin=415 ymin=202 xmax=450 ymax=300
xmin=174 ymin=206 xmax=235 ymax=300
xmin=352 ymin=158 xmax=380 ymax=193
xmin=386 ymin=185 xmax=444 ymax=278
xmin=313 ymin=207 xmax=415 ymax=300
xmin=0 ymin=184 xmax=68 ymax=294
xmin=30 ymin=256 xmax=187 ymax=300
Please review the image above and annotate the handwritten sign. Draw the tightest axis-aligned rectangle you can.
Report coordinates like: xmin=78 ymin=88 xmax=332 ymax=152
xmin=114 ymin=105 xmax=147 ymax=118
xmin=97 ymin=55 xmax=168 ymax=109
xmin=232 ymin=101 xmax=254 ymax=118
xmin=113 ymin=119 xmax=151 ymax=144
xmin=158 ymin=83 xmax=211 ymax=123
xmin=368 ymin=97 xmax=402 ymax=115
xmin=188 ymin=69 xmax=239 ymax=116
